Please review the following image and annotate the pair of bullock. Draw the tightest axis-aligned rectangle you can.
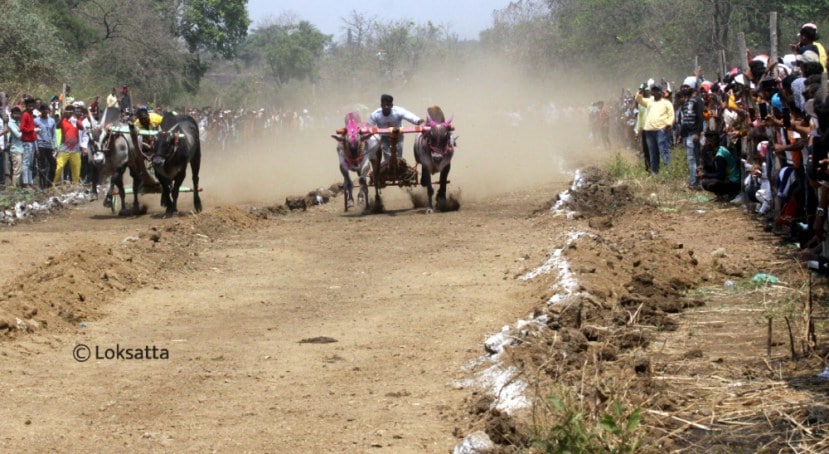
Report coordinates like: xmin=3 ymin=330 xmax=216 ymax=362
xmin=333 ymin=106 xmax=456 ymax=213
xmin=92 ymin=110 xmax=202 ymax=217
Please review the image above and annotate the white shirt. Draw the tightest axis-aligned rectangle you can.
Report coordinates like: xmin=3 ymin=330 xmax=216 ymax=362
xmin=368 ymin=106 xmax=421 ymax=129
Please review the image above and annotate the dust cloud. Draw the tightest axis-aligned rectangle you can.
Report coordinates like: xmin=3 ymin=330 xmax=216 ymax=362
xmin=199 ymin=54 xmax=610 ymax=207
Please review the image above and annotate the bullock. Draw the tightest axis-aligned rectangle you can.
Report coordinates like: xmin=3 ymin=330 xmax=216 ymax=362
xmin=153 ymin=113 xmax=203 ymax=217
xmin=91 ymin=108 xmax=147 ymax=215
xmin=331 ymin=112 xmax=377 ymax=212
xmin=413 ymin=106 xmax=458 ymax=212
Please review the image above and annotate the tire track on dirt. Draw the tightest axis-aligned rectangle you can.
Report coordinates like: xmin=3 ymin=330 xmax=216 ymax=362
xmin=0 ymin=188 xmax=564 ymax=452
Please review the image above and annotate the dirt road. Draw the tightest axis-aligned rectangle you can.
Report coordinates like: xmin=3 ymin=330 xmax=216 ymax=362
xmin=0 ymin=183 xmax=570 ymax=452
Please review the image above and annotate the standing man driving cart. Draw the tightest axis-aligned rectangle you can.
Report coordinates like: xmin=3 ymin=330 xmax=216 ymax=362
xmin=368 ymin=94 xmax=424 ymax=163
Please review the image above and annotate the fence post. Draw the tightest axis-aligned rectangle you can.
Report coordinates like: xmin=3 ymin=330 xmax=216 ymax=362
xmin=738 ymin=32 xmax=748 ymax=72
xmin=770 ymin=12 xmax=779 ymax=62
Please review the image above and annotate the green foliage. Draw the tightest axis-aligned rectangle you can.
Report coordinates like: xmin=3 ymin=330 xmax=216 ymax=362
xmin=262 ymin=21 xmax=331 ymax=86
xmin=69 ymin=0 xmax=189 ymax=101
xmin=598 ymin=401 xmax=642 ymax=454
xmin=653 ymin=146 xmax=690 ymax=186
xmin=482 ymin=0 xmax=829 ymax=87
xmin=0 ymin=1 xmax=68 ymax=92
xmin=533 ymin=393 xmax=601 ymax=453
xmin=532 ymin=388 xmax=643 ymax=454
xmin=30 ymin=0 xmax=98 ymax=53
xmin=607 ymin=152 xmax=649 ymax=180
xmin=179 ymin=0 xmax=251 ymax=58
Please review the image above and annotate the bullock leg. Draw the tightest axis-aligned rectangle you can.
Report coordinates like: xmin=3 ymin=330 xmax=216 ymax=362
xmin=191 ymin=148 xmax=202 ymax=213
xmin=358 ymin=158 xmax=371 ymax=211
xmin=157 ymin=173 xmax=175 ymax=217
xmin=114 ymin=168 xmax=131 ymax=216
xmin=436 ymin=164 xmax=450 ymax=202
xmin=103 ymin=174 xmax=113 ymax=208
xmin=358 ymin=177 xmax=368 ymax=209
xmin=170 ymin=170 xmax=186 ymax=216
xmin=421 ymin=164 xmax=434 ymax=213
xmin=370 ymin=154 xmax=384 ymax=214
xmin=340 ymin=164 xmax=354 ymax=211
xmin=113 ymin=169 xmax=127 ymax=216
xmin=435 ymin=164 xmax=458 ymax=212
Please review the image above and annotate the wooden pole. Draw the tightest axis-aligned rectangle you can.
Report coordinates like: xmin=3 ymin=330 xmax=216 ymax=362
xmin=770 ymin=12 xmax=779 ymax=62
xmin=738 ymin=32 xmax=748 ymax=73
xmin=720 ymin=50 xmax=727 ymax=79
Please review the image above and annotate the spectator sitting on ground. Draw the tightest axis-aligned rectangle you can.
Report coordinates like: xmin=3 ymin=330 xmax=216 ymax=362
xmin=698 ymin=130 xmax=740 ymax=200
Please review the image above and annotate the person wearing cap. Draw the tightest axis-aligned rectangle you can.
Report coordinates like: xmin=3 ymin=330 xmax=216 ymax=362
xmin=368 ymin=94 xmax=424 ymax=162
xmin=794 ymin=23 xmax=827 ymax=71
xmin=639 ymin=84 xmax=675 ymax=174
xmin=633 ymin=84 xmax=652 ymax=172
xmin=678 ymin=77 xmax=704 ymax=189
xmin=698 ymin=130 xmax=740 ymax=200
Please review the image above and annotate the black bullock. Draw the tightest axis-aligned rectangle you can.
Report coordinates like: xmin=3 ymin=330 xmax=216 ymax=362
xmin=154 ymin=113 xmax=203 ymax=217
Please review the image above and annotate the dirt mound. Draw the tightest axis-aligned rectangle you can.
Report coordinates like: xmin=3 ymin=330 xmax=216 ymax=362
xmin=464 ymin=186 xmax=712 ymax=449
xmin=0 ymin=207 xmax=268 ymax=338
xmin=0 ymin=237 xmax=159 ymax=337
xmin=175 ymin=206 xmax=263 ymax=235
xmin=546 ymin=166 xmax=634 ymax=218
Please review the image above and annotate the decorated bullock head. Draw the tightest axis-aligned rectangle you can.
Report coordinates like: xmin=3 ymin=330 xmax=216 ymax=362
xmin=154 ymin=113 xmax=186 ymax=166
xmin=331 ymin=111 xmax=369 ymax=161
xmin=425 ymin=106 xmax=455 ymax=154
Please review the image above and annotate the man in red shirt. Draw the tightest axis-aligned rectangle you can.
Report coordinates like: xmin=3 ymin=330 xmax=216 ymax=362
xmin=20 ymin=98 xmax=37 ymax=188
xmin=54 ymin=105 xmax=83 ymax=185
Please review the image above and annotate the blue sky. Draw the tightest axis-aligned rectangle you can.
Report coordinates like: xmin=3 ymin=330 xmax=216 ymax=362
xmin=246 ymin=0 xmax=513 ymax=41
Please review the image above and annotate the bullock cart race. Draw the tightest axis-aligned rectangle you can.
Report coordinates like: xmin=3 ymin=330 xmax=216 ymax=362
xmin=331 ymin=106 xmax=457 ymax=213
xmin=2 ymin=1 xmax=829 ymax=453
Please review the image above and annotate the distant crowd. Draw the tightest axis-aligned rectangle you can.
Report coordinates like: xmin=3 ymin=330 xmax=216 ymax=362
xmin=0 ymin=84 xmax=323 ymax=192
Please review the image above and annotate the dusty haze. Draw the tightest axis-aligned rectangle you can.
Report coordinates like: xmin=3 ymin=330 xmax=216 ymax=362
xmin=200 ymin=55 xmax=608 ymax=208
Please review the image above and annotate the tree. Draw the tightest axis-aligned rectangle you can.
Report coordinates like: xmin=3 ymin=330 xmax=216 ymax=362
xmin=171 ymin=0 xmax=251 ymax=91
xmin=261 ymin=21 xmax=331 ymax=87
xmin=70 ymin=0 xmax=188 ymax=102
xmin=0 ymin=1 xmax=68 ymax=93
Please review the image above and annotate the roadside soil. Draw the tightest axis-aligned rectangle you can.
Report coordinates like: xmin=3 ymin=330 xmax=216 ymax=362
xmin=0 ymin=151 xmax=827 ymax=453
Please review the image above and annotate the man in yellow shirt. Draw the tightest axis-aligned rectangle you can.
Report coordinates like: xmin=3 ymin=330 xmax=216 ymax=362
xmin=134 ymin=106 xmax=163 ymax=130
xmin=132 ymin=106 xmax=163 ymax=157
xmin=640 ymin=84 xmax=674 ymax=174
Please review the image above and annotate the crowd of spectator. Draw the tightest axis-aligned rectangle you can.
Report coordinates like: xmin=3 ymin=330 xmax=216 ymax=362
xmin=624 ymin=22 xmax=829 ymax=271
xmin=0 ymin=82 xmax=324 ymax=192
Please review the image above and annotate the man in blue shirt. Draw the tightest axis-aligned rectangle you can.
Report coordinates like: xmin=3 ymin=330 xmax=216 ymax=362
xmin=34 ymin=104 xmax=57 ymax=189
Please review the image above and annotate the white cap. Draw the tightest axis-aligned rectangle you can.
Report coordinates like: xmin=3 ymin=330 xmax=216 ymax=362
xmin=682 ymin=76 xmax=697 ymax=89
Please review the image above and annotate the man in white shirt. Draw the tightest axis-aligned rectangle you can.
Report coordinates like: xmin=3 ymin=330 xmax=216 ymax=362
xmin=106 ymin=87 xmax=118 ymax=109
xmin=368 ymin=94 xmax=424 ymax=162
